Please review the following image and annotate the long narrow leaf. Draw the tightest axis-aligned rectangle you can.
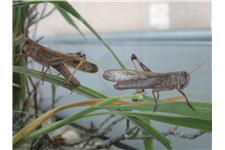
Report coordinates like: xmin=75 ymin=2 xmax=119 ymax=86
xmin=55 ymin=5 xmax=85 ymax=38
xmin=13 ymin=100 xmax=96 ymax=144
xmin=82 ymin=109 xmax=211 ymax=132
xmin=51 ymin=1 xmax=126 ymax=69
xmin=98 ymin=101 xmax=211 ymax=121
xmin=13 ymin=66 xmax=107 ymax=99
xmin=18 ymin=97 xmax=121 ymax=143
xmin=131 ymin=117 xmax=172 ymax=150
xmin=13 ymin=98 xmax=134 ymax=144
xmin=143 ymin=132 xmax=153 ymax=150
xmin=115 ymin=111 xmax=211 ymax=131
xmin=142 ymin=125 xmax=153 ymax=150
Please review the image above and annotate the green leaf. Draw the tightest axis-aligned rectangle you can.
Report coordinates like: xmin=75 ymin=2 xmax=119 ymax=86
xmin=131 ymin=117 xmax=172 ymax=150
xmin=13 ymin=0 xmax=45 ymax=8
xmin=95 ymin=96 xmax=120 ymax=107
xmin=21 ymin=96 xmax=120 ymax=142
xmin=158 ymin=102 xmax=211 ymax=120
xmin=81 ymin=98 xmax=212 ymax=132
xmin=98 ymin=101 xmax=211 ymax=121
xmin=13 ymin=34 xmax=25 ymax=47
xmin=13 ymin=4 xmax=29 ymax=109
xmin=117 ymin=111 xmax=211 ymax=131
xmin=84 ymin=111 xmax=211 ymax=132
xmin=55 ymin=5 xmax=86 ymax=39
xmin=23 ymin=106 xmax=97 ymax=142
xmin=51 ymin=1 xmax=126 ymax=69
xmin=13 ymin=66 xmax=107 ymax=99
xmin=142 ymin=118 xmax=154 ymax=150
xmin=143 ymin=131 xmax=153 ymax=150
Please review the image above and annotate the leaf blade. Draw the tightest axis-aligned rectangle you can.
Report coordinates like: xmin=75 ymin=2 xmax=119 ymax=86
xmin=118 ymin=111 xmax=211 ymax=131
xmin=131 ymin=117 xmax=172 ymax=150
xmin=51 ymin=1 xmax=126 ymax=69
xmin=13 ymin=66 xmax=107 ymax=99
xmin=55 ymin=5 xmax=85 ymax=38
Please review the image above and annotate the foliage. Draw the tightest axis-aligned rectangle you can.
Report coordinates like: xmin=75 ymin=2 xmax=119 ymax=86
xmin=13 ymin=1 xmax=212 ymax=150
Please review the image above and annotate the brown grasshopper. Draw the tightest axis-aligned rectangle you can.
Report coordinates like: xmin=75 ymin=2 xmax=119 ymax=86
xmin=103 ymin=54 xmax=195 ymax=112
xmin=18 ymin=38 xmax=98 ymax=87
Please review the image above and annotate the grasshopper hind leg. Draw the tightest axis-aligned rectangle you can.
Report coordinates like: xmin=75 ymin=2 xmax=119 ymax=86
xmin=176 ymin=88 xmax=195 ymax=111
xmin=152 ymin=90 xmax=159 ymax=112
xmin=65 ymin=54 xmax=85 ymax=85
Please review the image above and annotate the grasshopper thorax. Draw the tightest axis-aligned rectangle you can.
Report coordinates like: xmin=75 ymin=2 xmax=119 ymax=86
xmin=177 ymin=71 xmax=190 ymax=89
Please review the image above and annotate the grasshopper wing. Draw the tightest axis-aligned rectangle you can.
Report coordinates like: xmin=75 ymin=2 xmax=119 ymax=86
xmin=103 ymin=69 xmax=151 ymax=82
xmin=65 ymin=52 xmax=98 ymax=73
xmin=67 ymin=60 xmax=98 ymax=73
xmin=113 ymin=78 xmax=159 ymax=90
xmin=79 ymin=61 xmax=98 ymax=73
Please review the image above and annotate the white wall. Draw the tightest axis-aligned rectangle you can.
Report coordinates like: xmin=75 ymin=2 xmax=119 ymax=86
xmin=30 ymin=1 xmax=211 ymax=37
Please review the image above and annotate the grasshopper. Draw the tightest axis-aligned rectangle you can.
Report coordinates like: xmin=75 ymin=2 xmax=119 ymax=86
xmin=103 ymin=54 xmax=195 ymax=112
xmin=18 ymin=38 xmax=98 ymax=87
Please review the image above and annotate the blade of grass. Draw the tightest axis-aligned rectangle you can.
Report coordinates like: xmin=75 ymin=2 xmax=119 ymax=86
xmin=107 ymin=111 xmax=211 ymax=131
xmin=131 ymin=117 xmax=172 ymax=150
xmin=55 ymin=5 xmax=86 ymax=39
xmin=13 ymin=66 xmax=107 ymax=99
xmin=14 ymin=95 xmax=141 ymax=144
xmin=13 ymin=98 xmax=134 ymax=145
xmin=16 ymin=106 xmax=96 ymax=145
xmin=15 ymin=96 xmax=121 ymax=144
xmin=13 ymin=34 xmax=25 ymax=47
xmin=143 ymin=130 xmax=154 ymax=150
xmin=98 ymin=101 xmax=211 ymax=121
xmin=51 ymin=1 xmax=126 ymax=69
xmin=81 ymin=109 xmax=211 ymax=132
xmin=13 ymin=99 xmax=99 ymax=144
xmin=13 ymin=1 xmax=46 ymax=8
xmin=13 ymin=5 xmax=29 ymax=109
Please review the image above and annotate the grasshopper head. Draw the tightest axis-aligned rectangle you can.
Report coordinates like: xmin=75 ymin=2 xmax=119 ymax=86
xmin=178 ymin=71 xmax=190 ymax=89
xmin=20 ymin=39 xmax=33 ymax=56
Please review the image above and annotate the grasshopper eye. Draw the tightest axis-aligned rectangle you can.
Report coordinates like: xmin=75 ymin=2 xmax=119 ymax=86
xmin=181 ymin=71 xmax=189 ymax=79
xmin=182 ymin=71 xmax=187 ymax=77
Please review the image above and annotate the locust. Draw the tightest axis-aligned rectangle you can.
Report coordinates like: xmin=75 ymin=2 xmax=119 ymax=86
xmin=103 ymin=54 xmax=195 ymax=112
xmin=18 ymin=38 xmax=98 ymax=87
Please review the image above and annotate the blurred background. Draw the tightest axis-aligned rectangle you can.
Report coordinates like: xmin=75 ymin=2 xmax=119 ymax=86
xmin=27 ymin=1 xmax=211 ymax=150
xmin=31 ymin=1 xmax=211 ymax=36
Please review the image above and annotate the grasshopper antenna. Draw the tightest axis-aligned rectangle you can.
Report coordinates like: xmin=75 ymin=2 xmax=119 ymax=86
xmin=190 ymin=63 xmax=205 ymax=74
xmin=35 ymin=36 xmax=44 ymax=42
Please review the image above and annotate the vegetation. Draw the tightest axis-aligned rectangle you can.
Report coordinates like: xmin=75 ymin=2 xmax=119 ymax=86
xmin=13 ymin=1 xmax=211 ymax=150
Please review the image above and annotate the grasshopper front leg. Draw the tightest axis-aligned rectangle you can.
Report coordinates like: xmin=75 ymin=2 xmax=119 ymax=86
xmin=152 ymin=90 xmax=159 ymax=112
xmin=41 ymin=65 xmax=50 ymax=84
xmin=176 ymin=88 xmax=195 ymax=111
